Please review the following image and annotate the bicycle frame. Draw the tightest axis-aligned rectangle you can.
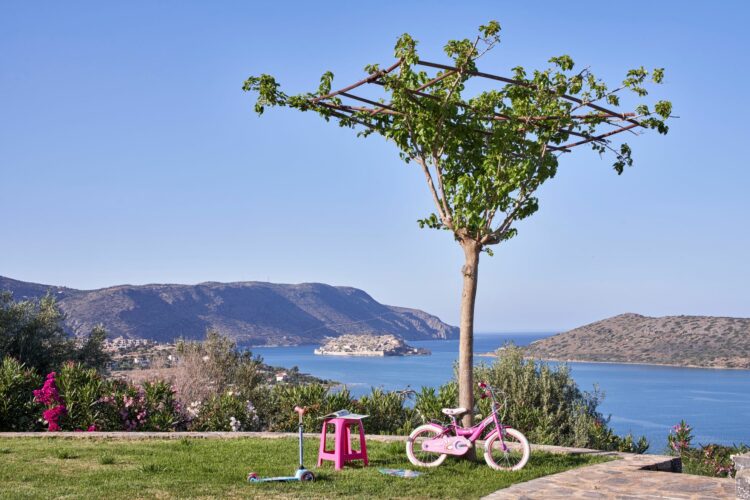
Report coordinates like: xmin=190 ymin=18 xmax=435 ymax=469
xmin=425 ymin=386 xmax=512 ymax=454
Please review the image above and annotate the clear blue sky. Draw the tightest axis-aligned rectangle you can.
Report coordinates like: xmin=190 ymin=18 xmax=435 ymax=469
xmin=2 ymin=1 xmax=748 ymax=331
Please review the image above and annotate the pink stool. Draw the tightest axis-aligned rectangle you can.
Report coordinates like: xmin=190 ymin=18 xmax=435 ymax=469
xmin=317 ymin=417 xmax=369 ymax=470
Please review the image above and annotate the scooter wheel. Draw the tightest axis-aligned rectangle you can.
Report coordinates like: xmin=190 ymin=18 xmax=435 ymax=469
xmin=247 ymin=472 xmax=259 ymax=482
xmin=300 ymin=471 xmax=315 ymax=482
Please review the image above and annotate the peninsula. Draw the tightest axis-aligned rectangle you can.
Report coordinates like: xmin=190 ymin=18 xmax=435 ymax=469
xmin=314 ymin=334 xmax=431 ymax=357
xmin=483 ymin=313 xmax=750 ymax=369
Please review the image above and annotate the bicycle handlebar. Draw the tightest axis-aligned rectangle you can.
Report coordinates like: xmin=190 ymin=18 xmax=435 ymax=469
xmin=395 ymin=388 xmax=417 ymax=399
xmin=477 ymin=381 xmax=508 ymax=418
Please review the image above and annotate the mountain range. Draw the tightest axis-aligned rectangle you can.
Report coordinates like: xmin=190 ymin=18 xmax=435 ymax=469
xmin=0 ymin=275 xmax=458 ymax=345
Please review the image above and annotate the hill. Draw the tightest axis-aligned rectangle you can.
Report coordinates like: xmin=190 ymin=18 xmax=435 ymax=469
xmin=523 ymin=313 xmax=750 ymax=369
xmin=0 ymin=276 xmax=457 ymax=345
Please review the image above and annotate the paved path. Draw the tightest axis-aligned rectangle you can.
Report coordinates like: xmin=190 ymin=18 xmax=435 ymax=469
xmin=0 ymin=432 xmax=735 ymax=498
xmin=483 ymin=446 xmax=735 ymax=500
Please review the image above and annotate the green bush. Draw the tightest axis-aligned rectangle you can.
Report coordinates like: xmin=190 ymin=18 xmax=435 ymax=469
xmin=377 ymin=346 xmax=648 ymax=452
xmin=0 ymin=357 xmax=42 ymax=431
xmin=681 ymin=443 xmax=748 ymax=477
xmin=582 ymin=419 xmax=649 ymax=454
xmin=266 ymin=384 xmax=355 ymax=432
xmin=188 ymin=391 xmax=260 ymax=432
xmin=55 ymin=362 xmax=106 ymax=430
xmin=413 ymin=382 xmax=458 ymax=424
xmin=355 ymin=388 xmax=415 ymax=435
xmin=467 ymin=345 xmax=648 ymax=452
xmin=139 ymin=381 xmax=184 ymax=431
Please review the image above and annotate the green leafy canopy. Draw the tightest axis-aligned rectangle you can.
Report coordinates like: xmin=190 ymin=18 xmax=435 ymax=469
xmin=242 ymin=21 xmax=671 ymax=251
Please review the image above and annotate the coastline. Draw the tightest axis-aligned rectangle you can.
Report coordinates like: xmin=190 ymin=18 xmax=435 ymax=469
xmin=477 ymin=351 xmax=750 ymax=371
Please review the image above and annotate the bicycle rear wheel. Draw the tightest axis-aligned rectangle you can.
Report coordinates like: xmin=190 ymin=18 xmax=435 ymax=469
xmin=406 ymin=424 xmax=447 ymax=467
xmin=483 ymin=427 xmax=530 ymax=471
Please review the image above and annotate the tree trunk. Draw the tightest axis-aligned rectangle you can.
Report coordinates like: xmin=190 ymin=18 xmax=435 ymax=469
xmin=458 ymin=240 xmax=480 ymax=433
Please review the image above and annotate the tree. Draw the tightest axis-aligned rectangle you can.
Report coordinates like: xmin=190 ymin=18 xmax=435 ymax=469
xmin=0 ymin=292 xmax=72 ymax=374
xmin=0 ymin=292 xmax=111 ymax=374
xmin=75 ymin=325 xmax=110 ymax=372
xmin=242 ymin=21 xmax=672 ymax=429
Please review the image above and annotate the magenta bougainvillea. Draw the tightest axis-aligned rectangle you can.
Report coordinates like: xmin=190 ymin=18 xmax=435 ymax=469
xmin=33 ymin=372 xmax=62 ymax=406
xmin=33 ymin=372 xmax=66 ymax=431
xmin=41 ymin=405 xmax=67 ymax=432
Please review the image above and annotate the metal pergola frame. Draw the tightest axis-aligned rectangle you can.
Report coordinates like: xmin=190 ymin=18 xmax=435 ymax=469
xmin=307 ymin=58 xmax=644 ymax=155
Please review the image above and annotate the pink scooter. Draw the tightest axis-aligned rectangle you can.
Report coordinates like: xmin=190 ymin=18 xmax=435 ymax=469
xmin=248 ymin=406 xmax=315 ymax=483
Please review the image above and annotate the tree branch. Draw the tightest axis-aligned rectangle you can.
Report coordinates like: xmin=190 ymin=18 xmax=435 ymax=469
xmin=415 ymin=155 xmax=449 ymax=226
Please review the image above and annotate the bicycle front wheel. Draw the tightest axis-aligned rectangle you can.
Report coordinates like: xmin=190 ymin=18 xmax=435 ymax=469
xmin=484 ymin=427 xmax=530 ymax=471
xmin=406 ymin=424 xmax=447 ymax=468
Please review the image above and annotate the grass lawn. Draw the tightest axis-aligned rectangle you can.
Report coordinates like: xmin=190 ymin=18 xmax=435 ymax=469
xmin=0 ymin=437 xmax=610 ymax=499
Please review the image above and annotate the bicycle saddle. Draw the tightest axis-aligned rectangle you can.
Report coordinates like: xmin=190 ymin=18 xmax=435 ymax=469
xmin=441 ymin=407 xmax=468 ymax=417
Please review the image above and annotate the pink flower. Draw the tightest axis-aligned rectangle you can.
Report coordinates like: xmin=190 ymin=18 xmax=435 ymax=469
xmin=42 ymin=405 xmax=67 ymax=432
xmin=33 ymin=372 xmax=63 ymax=406
xmin=87 ymin=425 xmax=96 ymax=432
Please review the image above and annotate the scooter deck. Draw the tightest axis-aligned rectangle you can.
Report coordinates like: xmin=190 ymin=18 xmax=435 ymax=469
xmin=249 ymin=476 xmax=299 ymax=483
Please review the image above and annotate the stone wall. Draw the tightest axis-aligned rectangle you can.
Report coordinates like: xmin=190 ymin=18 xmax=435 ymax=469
xmin=734 ymin=452 xmax=750 ymax=500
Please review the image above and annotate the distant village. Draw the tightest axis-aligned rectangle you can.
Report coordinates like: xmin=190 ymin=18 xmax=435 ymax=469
xmin=103 ymin=336 xmax=321 ymax=385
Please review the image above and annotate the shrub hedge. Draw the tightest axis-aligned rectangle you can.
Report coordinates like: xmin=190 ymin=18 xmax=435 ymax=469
xmin=0 ymin=344 xmax=649 ymax=454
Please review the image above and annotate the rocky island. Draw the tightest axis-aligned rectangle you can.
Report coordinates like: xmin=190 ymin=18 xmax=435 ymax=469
xmin=314 ymin=334 xmax=431 ymax=357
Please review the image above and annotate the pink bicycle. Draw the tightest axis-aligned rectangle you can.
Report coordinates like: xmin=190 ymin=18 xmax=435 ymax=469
xmin=406 ymin=381 xmax=530 ymax=471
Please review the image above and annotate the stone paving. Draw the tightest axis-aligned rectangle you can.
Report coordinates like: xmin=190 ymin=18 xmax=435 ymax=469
xmin=0 ymin=432 xmax=737 ymax=498
xmin=733 ymin=452 xmax=750 ymax=499
xmin=483 ymin=445 xmax=735 ymax=500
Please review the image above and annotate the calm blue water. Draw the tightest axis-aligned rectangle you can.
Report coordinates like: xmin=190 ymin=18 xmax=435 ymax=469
xmin=250 ymin=333 xmax=750 ymax=452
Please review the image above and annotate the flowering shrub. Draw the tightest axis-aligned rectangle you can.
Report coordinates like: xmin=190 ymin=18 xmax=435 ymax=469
xmin=0 ymin=357 xmax=42 ymax=431
xmin=33 ymin=371 xmax=67 ymax=431
xmin=54 ymin=362 xmax=106 ymax=431
xmin=7 ymin=343 xmax=658 ymax=452
xmin=698 ymin=444 xmax=736 ymax=477
xmin=33 ymin=371 xmax=62 ymax=406
xmin=42 ymin=405 xmax=67 ymax=432
xmin=95 ymin=381 xmax=185 ymax=431
xmin=136 ymin=381 xmax=184 ymax=431
xmin=117 ymin=388 xmax=149 ymax=431
xmin=667 ymin=420 xmax=693 ymax=454
xmin=188 ymin=391 xmax=260 ymax=432
xmin=32 ymin=364 xmax=185 ymax=432
xmin=666 ymin=421 xmax=747 ymax=478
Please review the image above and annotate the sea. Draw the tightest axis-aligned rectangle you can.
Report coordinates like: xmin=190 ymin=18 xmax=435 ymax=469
xmin=249 ymin=333 xmax=750 ymax=453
